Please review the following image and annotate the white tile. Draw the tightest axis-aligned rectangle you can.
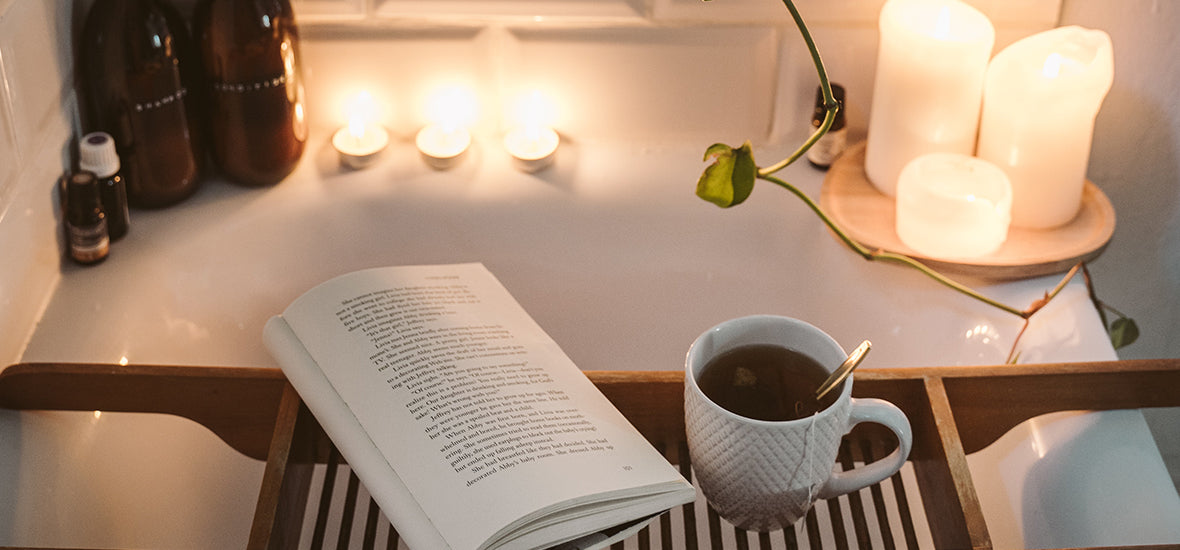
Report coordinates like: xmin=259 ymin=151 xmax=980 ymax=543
xmin=0 ymin=94 xmax=69 ymax=367
xmin=653 ymin=0 xmax=1061 ymax=26
xmin=772 ymin=24 xmax=880 ymax=143
xmin=0 ymin=0 xmax=68 ymax=160
xmin=503 ymin=26 xmax=778 ymax=143
xmin=966 ymin=0 xmax=1061 ymax=26
xmin=300 ymin=27 xmax=496 ymax=137
xmin=373 ymin=0 xmax=645 ymax=19
xmin=653 ymin=0 xmax=806 ymax=23
xmin=0 ymin=47 xmax=19 ymax=210
xmin=293 ymin=0 xmax=364 ymax=22
xmin=767 ymin=0 xmax=1064 ymax=142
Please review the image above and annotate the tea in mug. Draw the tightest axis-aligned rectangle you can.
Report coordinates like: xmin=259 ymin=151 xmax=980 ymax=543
xmin=697 ymin=343 xmax=840 ymax=421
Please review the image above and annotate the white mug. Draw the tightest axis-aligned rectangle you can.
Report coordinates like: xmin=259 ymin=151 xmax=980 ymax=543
xmin=685 ymin=315 xmax=913 ymax=531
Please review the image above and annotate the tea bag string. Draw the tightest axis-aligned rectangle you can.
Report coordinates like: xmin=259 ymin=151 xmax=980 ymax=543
xmin=805 ymin=409 xmax=821 ymax=503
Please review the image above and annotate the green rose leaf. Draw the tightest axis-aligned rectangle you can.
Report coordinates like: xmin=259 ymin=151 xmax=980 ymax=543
xmin=696 ymin=141 xmax=756 ymax=208
xmin=1109 ymin=316 xmax=1140 ymax=349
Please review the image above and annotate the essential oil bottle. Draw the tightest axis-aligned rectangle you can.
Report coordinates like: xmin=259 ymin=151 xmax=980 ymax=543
xmin=64 ymin=171 xmax=110 ymax=265
xmin=78 ymin=131 xmax=130 ymax=240
xmin=807 ymin=83 xmax=847 ymax=169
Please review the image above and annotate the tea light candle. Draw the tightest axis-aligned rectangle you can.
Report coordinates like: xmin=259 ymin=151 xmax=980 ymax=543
xmin=976 ymin=26 xmax=1114 ymax=229
xmin=415 ymin=124 xmax=471 ymax=170
xmin=504 ymin=126 xmax=559 ymax=173
xmin=504 ymin=90 xmax=560 ymax=172
xmin=332 ymin=92 xmax=389 ymax=169
xmin=417 ymin=85 xmax=477 ymax=170
xmin=895 ymin=153 xmax=1012 ymax=259
xmin=865 ymin=0 xmax=995 ymax=196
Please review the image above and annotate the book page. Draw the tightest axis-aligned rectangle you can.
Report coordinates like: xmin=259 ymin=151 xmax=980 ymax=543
xmin=280 ymin=263 xmax=690 ymax=550
xmin=263 ymin=316 xmax=448 ymax=550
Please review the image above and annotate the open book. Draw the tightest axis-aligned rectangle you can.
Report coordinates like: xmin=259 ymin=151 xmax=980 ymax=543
xmin=263 ymin=263 xmax=695 ymax=550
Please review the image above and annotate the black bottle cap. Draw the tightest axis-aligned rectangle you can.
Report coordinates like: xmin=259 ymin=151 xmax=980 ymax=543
xmin=812 ymin=83 xmax=846 ymax=131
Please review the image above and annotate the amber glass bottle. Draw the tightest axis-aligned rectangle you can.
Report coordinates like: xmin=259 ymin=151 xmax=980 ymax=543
xmin=194 ymin=0 xmax=307 ymax=186
xmin=64 ymin=171 xmax=110 ymax=265
xmin=80 ymin=0 xmax=205 ymax=208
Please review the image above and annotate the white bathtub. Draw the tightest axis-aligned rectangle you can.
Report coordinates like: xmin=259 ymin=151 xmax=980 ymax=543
xmin=3 ymin=138 xmax=1177 ymax=548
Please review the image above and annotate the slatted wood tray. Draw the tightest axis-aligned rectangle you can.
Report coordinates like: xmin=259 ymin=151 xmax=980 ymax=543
xmin=1 ymin=359 xmax=1178 ymax=550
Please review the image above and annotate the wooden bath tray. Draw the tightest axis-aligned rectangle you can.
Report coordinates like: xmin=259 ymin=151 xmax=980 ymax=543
xmin=1 ymin=359 xmax=1178 ymax=550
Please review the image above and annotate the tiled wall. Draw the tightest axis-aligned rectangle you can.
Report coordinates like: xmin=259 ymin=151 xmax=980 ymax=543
xmin=0 ymin=0 xmax=1062 ymax=363
xmin=286 ymin=0 xmax=1060 ymax=144
xmin=0 ymin=0 xmax=76 ymax=365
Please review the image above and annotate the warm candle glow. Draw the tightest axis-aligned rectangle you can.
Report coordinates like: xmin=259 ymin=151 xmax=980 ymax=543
xmin=416 ymin=86 xmax=477 ymax=170
xmin=976 ymin=26 xmax=1114 ymax=228
xmin=1042 ymin=53 xmax=1063 ymax=78
xmin=933 ymin=6 xmax=952 ymax=39
xmin=509 ymin=90 xmax=556 ymax=130
xmin=865 ymin=0 xmax=995 ymax=196
xmin=895 ymin=153 xmax=1012 ymax=259
xmin=332 ymin=90 xmax=389 ymax=170
xmin=347 ymin=91 xmax=376 ymax=139
xmin=504 ymin=90 xmax=560 ymax=172
xmin=426 ymin=85 xmax=478 ymax=134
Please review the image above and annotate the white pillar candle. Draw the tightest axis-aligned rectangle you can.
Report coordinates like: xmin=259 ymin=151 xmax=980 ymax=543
xmin=895 ymin=153 xmax=1012 ymax=259
xmin=865 ymin=0 xmax=995 ymax=197
xmin=976 ymin=26 xmax=1113 ymax=229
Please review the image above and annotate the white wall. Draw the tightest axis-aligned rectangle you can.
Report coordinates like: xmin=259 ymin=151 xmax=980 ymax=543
xmin=0 ymin=0 xmax=76 ymax=365
xmin=1059 ymin=0 xmax=1180 ymax=362
xmin=0 ymin=0 xmax=1067 ymax=365
xmin=1060 ymin=0 xmax=1180 ymax=490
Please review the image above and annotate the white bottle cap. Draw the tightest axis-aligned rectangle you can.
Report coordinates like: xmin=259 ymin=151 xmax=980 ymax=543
xmin=79 ymin=132 xmax=121 ymax=178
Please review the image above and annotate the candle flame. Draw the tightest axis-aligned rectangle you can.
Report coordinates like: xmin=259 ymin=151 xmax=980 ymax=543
xmin=1042 ymin=53 xmax=1063 ymax=78
xmin=347 ymin=91 xmax=376 ymax=140
xmin=348 ymin=114 xmax=366 ymax=140
xmin=510 ymin=89 xmax=557 ymax=133
xmin=427 ymin=85 xmax=478 ymax=133
xmin=933 ymin=6 xmax=952 ymax=40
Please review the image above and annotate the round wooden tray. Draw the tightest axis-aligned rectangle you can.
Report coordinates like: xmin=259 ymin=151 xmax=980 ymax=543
xmin=820 ymin=142 xmax=1116 ymax=280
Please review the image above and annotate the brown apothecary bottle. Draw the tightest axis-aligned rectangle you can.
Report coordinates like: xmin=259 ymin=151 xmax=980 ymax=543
xmin=194 ymin=0 xmax=307 ymax=187
xmin=64 ymin=171 xmax=110 ymax=265
xmin=79 ymin=0 xmax=205 ymax=208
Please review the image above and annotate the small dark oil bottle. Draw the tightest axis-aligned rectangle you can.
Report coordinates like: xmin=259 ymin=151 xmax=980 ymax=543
xmin=807 ymin=83 xmax=847 ymax=169
xmin=64 ymin=171 xmax=110 ymax=265
xmin=79 ymin=132 xmax=130 ymax=240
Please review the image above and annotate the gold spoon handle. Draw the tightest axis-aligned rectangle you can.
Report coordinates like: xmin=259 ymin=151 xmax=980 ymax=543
xmin=815 ymin=339 xmax=871 ymax=400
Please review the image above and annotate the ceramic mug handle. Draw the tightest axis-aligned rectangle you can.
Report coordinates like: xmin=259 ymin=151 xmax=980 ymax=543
xmin=817 ymin=397 xmax=913 ymax=499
